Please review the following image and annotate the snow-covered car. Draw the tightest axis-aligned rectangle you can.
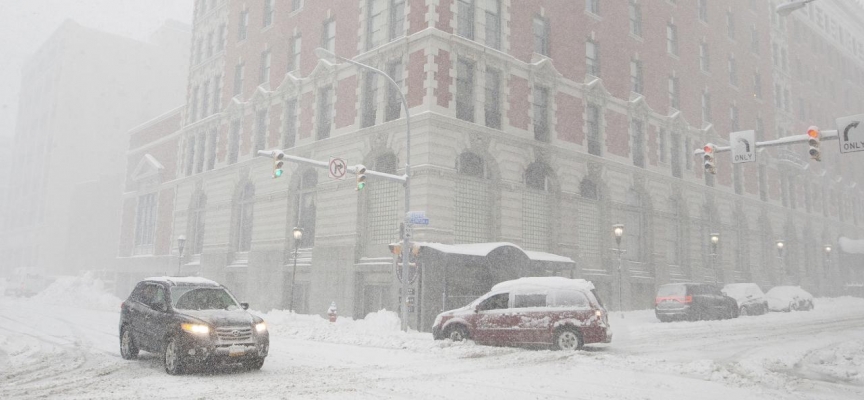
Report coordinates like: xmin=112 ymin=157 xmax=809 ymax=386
xmin=4 ymin=272 xmax=54 ymax=297
xmin=119 ymin=277 xmax=269 ymax=374
xmin=722 ymin=283 xmax=769 ymax=316
xmin=654 ymin=283 xmax=739 ymax=322
xmin=431 ymin=277 xmax=611 ymax=350
xmin=765 ymin=286 xmax=814 ymax=312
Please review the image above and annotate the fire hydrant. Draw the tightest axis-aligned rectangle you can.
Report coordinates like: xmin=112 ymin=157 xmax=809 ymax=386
xmin=327 ymin=301 xmax=338 ymax=323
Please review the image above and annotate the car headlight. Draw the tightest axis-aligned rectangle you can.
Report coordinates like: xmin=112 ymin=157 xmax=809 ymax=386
xmin=255 ymin=322 xmax=267 ymax=333
xmin=181 ymin=323 xmax=210 ymax=335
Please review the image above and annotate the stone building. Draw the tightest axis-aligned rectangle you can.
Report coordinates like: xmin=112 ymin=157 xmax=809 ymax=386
xmin=115 ymin=0 xmax=864 ymax=331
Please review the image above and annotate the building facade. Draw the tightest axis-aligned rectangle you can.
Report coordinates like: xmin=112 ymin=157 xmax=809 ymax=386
xmin=116 ymin=0 xmax=864 ymax=331
xmin=0 ymin=20 xmax=191 ymax=277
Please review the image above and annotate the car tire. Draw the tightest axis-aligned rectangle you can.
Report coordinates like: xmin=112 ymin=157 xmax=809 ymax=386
xmin=119 ymin=325 xmax=138 ymax=360
xmin=244 ymin=357 xmax=265 ymax=370
xmin=553 ymin=327 xmax=583 ymax=351
xmin=163 ymin=337 xmax=185 ymax=375
xmin=445 ymin=324 xmax=469 ymax=342
xmin=657 ymin=315 xmax=671 ymax=323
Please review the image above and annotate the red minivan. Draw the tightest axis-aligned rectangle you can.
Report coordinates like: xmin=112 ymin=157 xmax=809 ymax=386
xmin=432 ymin=277 xmax=611 ymax=350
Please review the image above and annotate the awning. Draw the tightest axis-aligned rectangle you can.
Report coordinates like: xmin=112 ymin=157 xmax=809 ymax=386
xmin=388 ymin=242 xmax=575 ymax=264
xmin=839 ymin=237 xmax=864 ymax=254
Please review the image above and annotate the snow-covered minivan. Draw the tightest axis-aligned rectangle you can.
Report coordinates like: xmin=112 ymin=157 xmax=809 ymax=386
xmin=432 ymin=277 xmax=611 ymax=350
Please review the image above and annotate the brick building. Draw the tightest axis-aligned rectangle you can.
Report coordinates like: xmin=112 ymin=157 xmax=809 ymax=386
xmin=116 ymin=0 xmax=864 ymax=331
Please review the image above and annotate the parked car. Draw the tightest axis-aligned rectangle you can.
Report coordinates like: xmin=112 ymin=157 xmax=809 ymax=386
xmin=119 ymin=276 xmax=269 ymax=374
xmin=4 ymin=271 xmax=54 ymax=297
xmin=432 ymin=277 xmax=611 ymax=350
xmin=765 ymin=286 xmax=814 ymax=312
xmin=722 ymin=283 xmax=769 ymax=316
xmin=654 ymin=283 xmax=739 ymax=322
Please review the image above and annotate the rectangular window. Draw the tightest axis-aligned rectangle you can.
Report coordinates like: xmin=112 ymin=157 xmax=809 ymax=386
xmin=485 ymin=0 xmax=501 ymax=49
xmin=212 ymin=75 xmax=221 ymax=112
xmin=206 ymin=32 xmax=214 ymax=58
xmin=217 ymin=24 xmax=225 ymax=51
xmin=201 ymin=79 xmax=210 ymax=118
xmin=533 ymin=16 xmax=549 ymax=56
xmin=484 ymin=68 xmax=501 ymax=129
xmin=134 ymin=193 xmax=157 ymax=250
xmin=264 ymin=0 xmax=274 ymax=27
xmin=322 ymin=19 xmax=335 ymax=52
xmin=317 ymin=86 xmax=332 ymax=139
xmin=456 ymin=58 xmax=475 ymax=122
xmin=630 ymin=59 xmax=643 ymax=94
xmin=632 ymin=119 xmax=645 ymax=168
xmin=233 ymin=62 xmax=244 ymax=96
xmin=685 ymin=137 xmax=693 ymax=170
xmin=667 ymin=23 xmax=678 ymax=55
xmin=698 ymin=0 xmax=707 ymax=22
xmin=361 ymin=72 xmax=378 ymax=128
xmin=292 ymin=0 xmax=302 ymax=11
xmin=659 ymin=129 xmax=668 ymax=163
xmin=729 ymin=56 xmax=737 ymax=86
xmin=206 ymin=128 xmax=217 ymax=170
xmin=385 ymin=60 xmax=403 ymax=121
xmin=750 ymin=26 xmax=759 ymax=54
xmin=754 ymin=72 xmax=762 ymax=98
xmin=185 ymin=136 xmax=195 ymax=176
xmin=238 ymin=10 xmax=248 ymax=41
xmin=260 ymin=50 xmax=271 ymax=84
xmin=389 ymin=0 xmax=406 ymax=40
xmin=671 ymin=132 xmax=682 ymax=178
xmin=366 ymin=0 xmax=385 ymax=50
xmin=254 ymin=108 xmax=268 ymax=153
xmin=700 ymin=43 xmax=710 ymax=72
xmin=668 ymin=75 xmax=679 ymax=109
xmin=533 ymin=86 xmax=549 ymax=142
xmin=195 ymin=133 xmax=206 ymax=174
xmin=289 ymin=33 xmax=301 ymax=72
xmin=229 ymin=120 xmax=241 ymax=164
xmin=727 ymin=11 xmax=735 ymax=39
xmin=457 ymin=0 xmax=475 ymax=40
xmin=730 ymin=105 xmax=739 ymax=131
xmin=586 ymin=104 xmax=602 ymax=156
xmin=283 ymin=99 xmax=298 ymax=148
xmin=629 ymin=1 xmax=642 ymax=37
xmin=702 ymin=92 xmax=712 ymax=123
xmin=586 ymin=0 xmax=599 ymax=15
xmin=190 ymin=86 xmax=199 ymax=122
xmin=586 ymin=40 xmax=600 ymax=76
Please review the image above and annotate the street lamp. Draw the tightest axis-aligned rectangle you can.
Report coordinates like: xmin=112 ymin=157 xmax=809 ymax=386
xmin=776 ymin=0 xmax=816 ymax=17
xmin=314 ymin=47 xmax=413 ymax=331
xmin=824 ymin=244 xmax=832 ymax=277
xmin=710 ymin=233 xmax=720 ymax=284
xmin=612 ymin=224 xmax=625 ymax=318
xmin=176 ymin=235 xmax=186 ymax=276
xmin=289 ymin=227 xmax=303 ymax=312
xmin=776 ymin=240 xmax=785 ymax=281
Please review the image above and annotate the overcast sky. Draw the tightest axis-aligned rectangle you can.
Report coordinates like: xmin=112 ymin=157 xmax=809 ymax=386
xmin=0 ymin=0 xmax=194 ymax=138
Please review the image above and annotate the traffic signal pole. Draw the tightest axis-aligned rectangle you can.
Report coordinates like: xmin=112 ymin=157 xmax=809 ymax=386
xmin=693 ymin=130 xmax=839 ymax=156
xmin=255 ymin=150 xmax=407 ymax=183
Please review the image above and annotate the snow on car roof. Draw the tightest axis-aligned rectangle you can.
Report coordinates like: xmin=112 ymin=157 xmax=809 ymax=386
xmin=766 ymin=286 xmax=812 ymax=298
xmin=491 ymin=277 xmax=595 ymax=293
xmin=144 ymin=276 xmax=221 ymax=286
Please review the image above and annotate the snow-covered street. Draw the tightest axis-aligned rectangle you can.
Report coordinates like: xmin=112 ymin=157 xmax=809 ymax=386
xmin=1 ymin=277 xmax=863 ymax=400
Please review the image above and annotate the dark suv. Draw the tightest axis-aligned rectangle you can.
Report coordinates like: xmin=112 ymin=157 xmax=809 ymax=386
xmin=654 ymin=283 xmax=739 ymax=322
xmin=119 ymin=277 xmax=269 ymax=374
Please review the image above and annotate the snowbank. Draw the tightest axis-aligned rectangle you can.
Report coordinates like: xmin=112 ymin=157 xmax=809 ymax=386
xmin=31 ymin=273 xmax=122 ymax=312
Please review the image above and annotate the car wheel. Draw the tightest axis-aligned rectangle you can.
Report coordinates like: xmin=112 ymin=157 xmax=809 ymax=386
xmin=119 ymin=325 xmax=138 ymax=360
xmin=657 ymin=315 xmax=670 ymax=323
xmin=445 ymin=324 xmax=469 ymax=342
xmin=244 ymin=358 xmax=265 ymax=370
xmin=163 ymin=337 xmax=185 ymax=375
xmin=553 ymin=328 xmax=583 ymax=351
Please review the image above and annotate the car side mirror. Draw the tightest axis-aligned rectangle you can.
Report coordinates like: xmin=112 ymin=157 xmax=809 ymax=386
xmin=240 ymin=302 xmax=249 ymax=310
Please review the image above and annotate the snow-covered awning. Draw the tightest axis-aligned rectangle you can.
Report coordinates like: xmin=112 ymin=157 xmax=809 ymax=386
xmin=839 ymin=237 xmax=864 ymax=254
xmin=388 ymin=242 xmax=574 ymax=264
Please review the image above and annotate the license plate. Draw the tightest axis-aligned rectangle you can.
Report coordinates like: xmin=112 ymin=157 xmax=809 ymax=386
xmin=228 ymin=345 xmax=245 ymax=357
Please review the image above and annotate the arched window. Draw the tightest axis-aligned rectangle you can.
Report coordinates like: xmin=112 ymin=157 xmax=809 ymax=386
xmin=579 ymin=178 xmax=598 ymax=200
xmin=296 ymin=170 xmax=317 ymax=248
xmin=368 ymin=153 xmax=400 ymax=244
xmin=235 ymin=183 xmax=255 ymax=252
xmin=189 ymin=192 xmax=207 ymax=255
xmin=525 ymin=162 xmax=550 ymax=191
xmin=456 ymin=151 xmax=491 ymax=243
xmin=576 ymin=177 xmax=601 ymax=268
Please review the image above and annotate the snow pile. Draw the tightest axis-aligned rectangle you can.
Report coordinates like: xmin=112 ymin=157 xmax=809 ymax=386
xmin=31 ymin=273 xmax=122 ymax=312
xmin=261 ymin=309 xmax=428 ymax=350
xmin=799 ymin=340 xmax=864 ymax=384
xmin=0 ymin=277 xmax=6 ymax=296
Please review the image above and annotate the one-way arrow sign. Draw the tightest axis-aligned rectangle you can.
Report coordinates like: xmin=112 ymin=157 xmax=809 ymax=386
xmin=837 ymin=114 xmax=864 ymax=154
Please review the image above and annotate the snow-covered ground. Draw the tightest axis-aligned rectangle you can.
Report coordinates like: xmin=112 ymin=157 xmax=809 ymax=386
xmin=1 ymin=277 xmax=863 ymax=399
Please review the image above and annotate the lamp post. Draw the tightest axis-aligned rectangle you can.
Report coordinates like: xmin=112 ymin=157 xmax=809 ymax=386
xmin=176 ymin=235 xmax=186 ymax=276
xmin=289 ymin=227 xmax=303 ymax=312
xmin=710 ymin=233 xmax=720 ymax=284
xmin=776 ymin=240 xmax=785 ymax=282
xmin=612 ymin=224 xmax=625 ymax=318
xmin=314 ymin=47 xmax=412 ymax=331
xmin=823 ymin=244 xmax=832 ymax=296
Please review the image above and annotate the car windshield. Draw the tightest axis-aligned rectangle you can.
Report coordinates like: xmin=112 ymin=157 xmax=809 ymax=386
xmin=722 ymin=284 xmax=749 ymax=298
xmin=171 ymin=287 xmax=240 ymax=311
xmin=657 ymin=285 xmax=686 ymax=297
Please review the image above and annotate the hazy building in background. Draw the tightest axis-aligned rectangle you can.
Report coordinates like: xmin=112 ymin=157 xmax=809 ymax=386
xmin=115 ymin=0 xmax=864 ymax=330
xmin=0 ymin=19 xmax=190 ymax=277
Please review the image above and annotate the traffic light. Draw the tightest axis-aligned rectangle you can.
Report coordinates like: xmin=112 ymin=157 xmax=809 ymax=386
xmin=272 ymin=150 xmax=285 ymax=178
xmin=356 ymin=164 xmax=367 ymax=190
xmin=807 ymin=126 xmax=821 ymax=161
xmin=703 ymin=143 xmax=717 ymax=175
